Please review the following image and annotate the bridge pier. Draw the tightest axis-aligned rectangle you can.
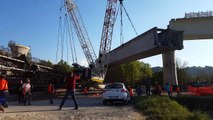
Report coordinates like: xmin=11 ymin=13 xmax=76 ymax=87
xmin=162 ymin=51 xmax=178 ymax=85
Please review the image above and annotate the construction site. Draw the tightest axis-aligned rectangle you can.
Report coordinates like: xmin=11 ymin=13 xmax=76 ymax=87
xmin=1 ymin=0 xmax=213 ymax=119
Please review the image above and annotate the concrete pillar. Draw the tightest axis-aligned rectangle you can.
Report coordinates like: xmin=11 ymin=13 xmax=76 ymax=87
xmin=162 ymin=51 xmax=178 ymax=85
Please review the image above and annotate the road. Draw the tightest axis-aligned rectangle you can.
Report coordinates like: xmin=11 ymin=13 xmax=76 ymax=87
xmin=0 ymin=96 xmax=147 ymax=120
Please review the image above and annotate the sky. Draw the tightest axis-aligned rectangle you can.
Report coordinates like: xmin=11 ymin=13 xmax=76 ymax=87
xmin=0 ymin=0 xmax=213 ymax=67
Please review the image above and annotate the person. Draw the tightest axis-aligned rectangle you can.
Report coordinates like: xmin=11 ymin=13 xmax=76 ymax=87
xmin=176 ymin=85 xmax=181 ymax=96
xmin=153 ymin=82 xmax=161 ymax=95
xmin=145 ymin=84 xmax=151 ymax=95
xmin=170 ymin=84 xmax=173 ymax=96
xmin=0 ymin=75 xmax=8 ymax=108
xmin=136 ymin=85 xmax=142 ymax=96
xmin=47 ymin=81 xmax=55 ymax=104
xmin=165 ymin=83 xmax=171 ymax=97
xmin=22 ymin=79 xmax=31 ymax=105
xmin=0 ymin=105 xmax=4 ymax=113
xmin=83 ymin=87 xmax=88 ymax=98
xmin=129 ymin=86 xmax=133 ymax=99
xmin=17 ymin=80 xmax=23 ymax=104
xmin=59 ymin=71 xmax=80 ymax=110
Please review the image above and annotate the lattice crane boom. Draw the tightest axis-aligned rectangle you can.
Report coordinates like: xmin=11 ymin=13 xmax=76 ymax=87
xmin=98 ymin=0 xmax=118 ymax=78
xmin=64 ymin=0 xmax=120 ymax=79
xmin=64 ymin=0 xmax=97 ymax=68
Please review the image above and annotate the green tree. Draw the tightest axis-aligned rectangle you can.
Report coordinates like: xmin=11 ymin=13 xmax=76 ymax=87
xmin=105 ymin=61 xmax=153 ymax=87
xmin=121 ymin=61 xmax=142 ymax=86
xmin=54 ymin=60 xmax=72 ymax=73
xmin=140 ymin=62 xmax=153 ymax=79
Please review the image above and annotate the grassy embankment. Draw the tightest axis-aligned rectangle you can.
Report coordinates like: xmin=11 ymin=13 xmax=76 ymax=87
xmin=133 ymin=96 xmax=211 ymax=120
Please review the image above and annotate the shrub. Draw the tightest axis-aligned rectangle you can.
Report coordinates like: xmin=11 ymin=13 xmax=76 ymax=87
xmin=133 ymin=96 xmax=210 ymax=120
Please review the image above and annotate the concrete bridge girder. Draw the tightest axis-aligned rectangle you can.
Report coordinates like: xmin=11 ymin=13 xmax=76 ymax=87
xmin=169 ymin=17 xmax=213 ymax=40
xmin=106 ymin=17 xmax=213 ymax=86
xmin=106 ymin=27 xmax=183 ymax=85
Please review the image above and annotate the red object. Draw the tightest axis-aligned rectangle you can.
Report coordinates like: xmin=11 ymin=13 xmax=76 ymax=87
xmin=121 ymin=89 xmax=126 ymax=92
xmin=188 ymin=86 xmax=213 ymax=95
xmin=176 ymin=87 xmax=180 ymax=92
xmin=0 ymin=79 xmax=8 ymax=91
xmin=66 ymin=75 xmax=80 ymax=90
xmin=48 ymin=84 xmax=55 ymax=93
xmin=129 ymin=88 xmax=133 ymax=97
xmin=170 ymin=85 xmax=173 ymax=92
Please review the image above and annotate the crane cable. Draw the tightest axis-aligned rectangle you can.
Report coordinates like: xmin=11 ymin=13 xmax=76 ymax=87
xmin=65 ymin=14 xmax=69 ymax=62
xmin=122 ymin=3 xmax=138 ymax=36
xmin=56 ymin=16 xmax=62 ymax=63
xmin=56 ymin=4 xmax=78 ymax=65
xmin=66 ymin=13 xmax=78 ymax=63
xmin=120 ymin=0 xmax=124 ymax=45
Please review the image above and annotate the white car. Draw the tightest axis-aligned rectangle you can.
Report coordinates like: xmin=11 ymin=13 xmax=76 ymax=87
xmin=102 ymin=83 xmax=130 ymax=104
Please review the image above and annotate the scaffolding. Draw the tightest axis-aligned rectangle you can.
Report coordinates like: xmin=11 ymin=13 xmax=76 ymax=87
xmin=185 ymin=11 xmax=213 ymax=18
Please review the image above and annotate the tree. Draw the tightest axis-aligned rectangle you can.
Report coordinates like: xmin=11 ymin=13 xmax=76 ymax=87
xmin=140 ymin=62 xmax=153 ymax=79
xmin=120 ymin=61 xmax=142 ymax=86
xmin=105 ymin=61 xmax=153 ymax=87
xmin=176 ymin=57 xmax=189 ymax=84
xmin=54 ymin=60 xmax=72 ymax=73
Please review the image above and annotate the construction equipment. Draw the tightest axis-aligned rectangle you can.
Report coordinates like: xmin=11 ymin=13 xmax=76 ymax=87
xmin=64 ymin=0 xmax=120 ymax=82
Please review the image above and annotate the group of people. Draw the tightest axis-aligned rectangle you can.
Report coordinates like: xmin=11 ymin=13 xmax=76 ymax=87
xmin=17 ymin=79 xmax=32 ymax=106
xmin=133 ymin=82 xmax=182 ymax=97
xmin=134 ymin=83 xmax=162 ymax=96
xmin=0 ymin=71 xmax=80 ymax=113
xmin=165 ymin=83 xmax=181 ymax=97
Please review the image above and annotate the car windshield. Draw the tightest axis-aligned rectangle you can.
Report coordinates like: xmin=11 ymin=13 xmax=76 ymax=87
xmin=105 ymin=83 xmax=123 ymax=89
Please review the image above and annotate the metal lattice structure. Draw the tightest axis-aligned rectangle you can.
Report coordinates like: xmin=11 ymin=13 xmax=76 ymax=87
xmin=64 ymin=0 xmax=97 ymax=68
xmin=98 ymin=0 xmax=118 ymax=78
xmin=64 ymin=0 xmax=119 ymax=79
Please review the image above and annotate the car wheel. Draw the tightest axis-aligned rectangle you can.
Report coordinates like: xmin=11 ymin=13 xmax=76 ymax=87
xmin=102 ymin=100 xmax=107 ymax=105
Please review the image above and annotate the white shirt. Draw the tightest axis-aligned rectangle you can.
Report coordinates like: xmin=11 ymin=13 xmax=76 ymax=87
xmin=22 ymin=83 xmax=31 ymax=92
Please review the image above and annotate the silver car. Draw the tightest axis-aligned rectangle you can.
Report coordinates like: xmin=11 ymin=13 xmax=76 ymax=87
xmin=102 ymin=83 xmax=130 ymax=104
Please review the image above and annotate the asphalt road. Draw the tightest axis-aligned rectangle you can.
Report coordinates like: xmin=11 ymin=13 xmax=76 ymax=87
xmin=4 ymin=96 xmax=104 ymax=113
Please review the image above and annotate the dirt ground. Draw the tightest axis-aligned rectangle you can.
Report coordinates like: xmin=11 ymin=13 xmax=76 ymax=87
xmin=0 ymin=96 xmax=147 ymax=120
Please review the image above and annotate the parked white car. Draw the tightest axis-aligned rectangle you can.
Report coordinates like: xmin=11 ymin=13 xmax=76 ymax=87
xmin=102 ymin=83 xmax=130 ymax=104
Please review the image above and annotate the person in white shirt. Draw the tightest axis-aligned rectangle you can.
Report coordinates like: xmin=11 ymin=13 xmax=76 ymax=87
xmin=22 ymin=79 xmax=31 ymax=105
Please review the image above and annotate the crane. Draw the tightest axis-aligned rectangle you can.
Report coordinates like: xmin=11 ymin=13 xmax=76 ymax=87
xmin=98 ymin=0 xmax=118 ymax=79
xmin=64 ymin=0 xmax=120 ymax=81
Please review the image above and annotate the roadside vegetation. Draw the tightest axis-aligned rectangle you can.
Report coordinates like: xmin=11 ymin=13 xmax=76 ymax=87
xmin=133 ymin=96 xmax=210 ymax=120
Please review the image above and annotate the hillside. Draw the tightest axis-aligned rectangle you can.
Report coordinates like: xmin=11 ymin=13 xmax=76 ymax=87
xmin=152 ymin=66 xmax=213 ymax=78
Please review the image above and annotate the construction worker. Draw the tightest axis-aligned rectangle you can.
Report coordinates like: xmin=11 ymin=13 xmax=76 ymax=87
xmin=59 ymin=71 xmax=80 ymax=110
xmin=0 ymin=75 xmax=8 ymax=108
xmin=47 ymin=81 xmax=55 ymax=104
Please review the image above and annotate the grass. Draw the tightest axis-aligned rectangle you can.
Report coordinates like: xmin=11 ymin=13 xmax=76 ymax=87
xmin=133 ymin=96 xmax=210 ymax=120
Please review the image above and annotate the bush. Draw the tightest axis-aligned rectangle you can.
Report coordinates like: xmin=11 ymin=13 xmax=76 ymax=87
xmin=133 ymin=96 xmax=210 ymax=120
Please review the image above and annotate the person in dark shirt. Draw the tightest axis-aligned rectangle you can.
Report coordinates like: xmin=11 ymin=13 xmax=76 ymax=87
xmin=17 ymin=80 xmax=23 ymax=104
xmin=59 ymin=71 xmax=80 ymax=110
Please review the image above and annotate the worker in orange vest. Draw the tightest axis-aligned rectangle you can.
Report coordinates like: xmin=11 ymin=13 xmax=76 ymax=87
xmin=48 ymin=81 xmax=55 ymax=104
xmin=0 ymin=75 xmax=8 ymax=108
